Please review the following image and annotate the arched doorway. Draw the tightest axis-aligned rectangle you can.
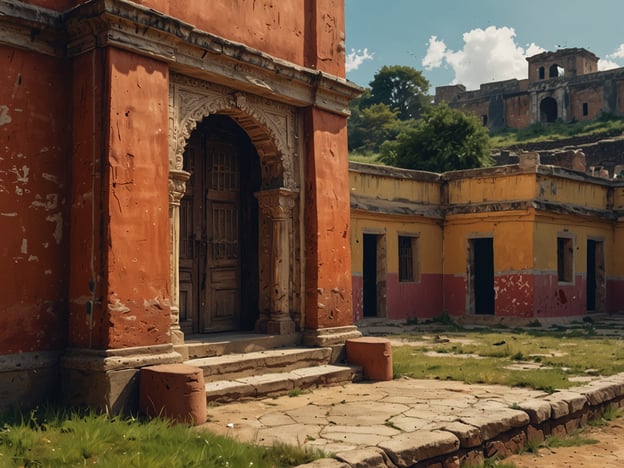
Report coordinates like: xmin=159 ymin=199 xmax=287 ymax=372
xmin=179 ymin=115 xmax=261 ymax=333
xmin=540 ymin=97 xmax=558 ymax=123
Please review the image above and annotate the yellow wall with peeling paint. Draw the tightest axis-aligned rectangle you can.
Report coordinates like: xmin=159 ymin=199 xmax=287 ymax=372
xmin=350 ymin=212 xmax=443 ymax=274
xmin=535 ymin=174 xmax=610 ymax=209
xmin=443 ymin=210 xmax=536 ymax=275
xmin=533 ymin=214 xmax=615 ymax=273
xmin=446 ymin=173 xmax=535 ymax=204
xmin=349 ymin=169 xmax=441 ymax=206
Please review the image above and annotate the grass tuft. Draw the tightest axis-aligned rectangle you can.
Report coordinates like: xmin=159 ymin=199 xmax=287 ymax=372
xmin=0 ymin=406 xmax=326 ymax=468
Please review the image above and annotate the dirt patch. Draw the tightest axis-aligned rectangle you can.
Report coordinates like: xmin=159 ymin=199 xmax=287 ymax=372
xmin=505 ymin=421 xmax=624 ymax=468
xmin=387 ymin=335 xmax=477 ymax=348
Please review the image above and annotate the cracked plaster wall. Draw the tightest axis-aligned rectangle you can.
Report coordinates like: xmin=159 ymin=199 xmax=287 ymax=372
xmin=0 ymin=45 xmax=70 ymax=354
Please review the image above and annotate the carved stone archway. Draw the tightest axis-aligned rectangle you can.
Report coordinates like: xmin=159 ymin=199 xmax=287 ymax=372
xmin=168 ymin=74 xmax=302 ymax=343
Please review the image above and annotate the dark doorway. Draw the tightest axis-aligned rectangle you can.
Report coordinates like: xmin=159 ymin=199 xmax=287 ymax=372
xmin=363 ymin=234 xmax=378 ymax=317
xmin=587 ymin=240 xmax=605 ymax=312
xmin=362 ymin=233 xmax=386 ymax=318
xmin=470 ymin=238 xmax=495 ymax=315
xmin=179 ymin=115 xmax=260 ymax=333
xmin=540 ymin=97 xmax=558 ymax=123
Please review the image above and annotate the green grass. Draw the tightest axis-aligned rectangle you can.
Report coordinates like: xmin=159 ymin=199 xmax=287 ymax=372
xmin=392 ymin=327 xmax=624 ymax=392
xmin=287 ymin=388 xmax=310 ymax=398
xmin=0 ymin=407 xmax=326 ymax=468
xmin=463 ymin=458 xmax=518 ymax=468
xmin=490 ymin=113 xmax=624 ymax=148
xmin=588 ymin=404 xmax=624 ymax=427
xmin=542 ymin=430 xmax=599 ymax=449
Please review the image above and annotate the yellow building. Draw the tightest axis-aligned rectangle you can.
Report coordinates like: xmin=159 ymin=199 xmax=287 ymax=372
xmin=349 ymin=154 xmax=624 ymax=321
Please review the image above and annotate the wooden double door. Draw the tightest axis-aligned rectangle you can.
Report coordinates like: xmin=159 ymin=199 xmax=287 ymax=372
xmin=179 ymin=115 xmax=260 ymax=333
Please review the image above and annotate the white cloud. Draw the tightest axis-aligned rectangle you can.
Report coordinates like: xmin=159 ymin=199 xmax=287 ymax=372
xmin=608 ymin=44 xmax=624 ymax=60
xmin=346 ymin=48 xmax=374 ymax=72
xmin=422 ymin=26 xmax=545 ymax=90
xmin=598 ymin=59 xmax=620 ymax=71
xmin=422 ymin=36 xmax=447 ymax=70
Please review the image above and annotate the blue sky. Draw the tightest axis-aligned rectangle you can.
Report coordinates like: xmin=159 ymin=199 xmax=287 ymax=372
xmin=345 ymin=0 xmax=624 ymax=92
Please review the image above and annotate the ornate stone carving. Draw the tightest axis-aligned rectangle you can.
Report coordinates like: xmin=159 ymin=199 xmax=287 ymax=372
xmin=168 ymin=169 xmax=191 ymax=345
xmin=168 ymin=169 xmax=190 ymax=206
xmin=256 ymin=188 xmax=297 ymax=219
xmin=168 ymin=74 xmax=304 ymax=337
xmin=169 ymin=74 xmax=299 ymax=190
xmin=255 ymin=188 xmax=298 ymax=335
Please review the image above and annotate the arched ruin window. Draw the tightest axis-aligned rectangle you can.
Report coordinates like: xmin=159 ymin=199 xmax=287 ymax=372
xmin=539 ymin=67 xmax=545 ymax=79
xmin=540 ymin=97 xmax=558 ymax=123
xmin=549 ymin=64 xmax=564 ymax=78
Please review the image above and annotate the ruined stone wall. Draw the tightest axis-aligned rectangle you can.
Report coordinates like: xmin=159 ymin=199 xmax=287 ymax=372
xmin=454 ymin=99 xmax=489 ymax=125
xmin=527 ymin=49 xmax=599 ymax=83
xmin=441 ymin=50 xmax=624 ymax=131
xmin=569 ymin=85 xmax=604 ymax=121
xmin=498 ymin=137 xmax=624 ymax=177
xmin=504 ymin=94 xmax=531 ymax=129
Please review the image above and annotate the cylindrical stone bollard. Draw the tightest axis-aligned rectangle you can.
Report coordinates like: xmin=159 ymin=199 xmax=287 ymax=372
xmin=346 ymin=337 xmax=393 ymax=381
xmin=139 ymin=364 xmax=206 ymax=425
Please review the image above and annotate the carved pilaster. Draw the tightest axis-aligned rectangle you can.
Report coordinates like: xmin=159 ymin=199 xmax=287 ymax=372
xmin=255 ymin=188 xmax=298 ymax=335
xmin=168 ymin=169 xmax=190 ymax=345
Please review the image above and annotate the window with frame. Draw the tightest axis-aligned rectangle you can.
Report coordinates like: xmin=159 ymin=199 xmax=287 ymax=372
xmin=557 ymin=236 xmax=574 ymax=283
xmin=398 ymin=235 xmax=420 ymax=283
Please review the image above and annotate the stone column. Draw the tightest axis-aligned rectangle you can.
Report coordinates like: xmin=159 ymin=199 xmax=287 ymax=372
xmin=255 ymin=188 xmax=297 ymax=335
xmin=168 ymin=168 xmax=190 ymax=345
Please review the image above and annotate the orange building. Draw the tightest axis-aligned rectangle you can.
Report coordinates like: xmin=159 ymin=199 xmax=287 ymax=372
xmin=0 ymin=0 xmax=359 ymax=411
xmin=350 ymin=156 xmax=624 ymax=322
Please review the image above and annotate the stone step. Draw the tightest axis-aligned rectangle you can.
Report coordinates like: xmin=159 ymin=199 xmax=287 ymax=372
xmin=186 ymin=346 xmax=333 ymax=382
xmin=175 ymin=332 xmax=301 ymax=361
xmin=204 ymin=364 xmax=362 ymax=403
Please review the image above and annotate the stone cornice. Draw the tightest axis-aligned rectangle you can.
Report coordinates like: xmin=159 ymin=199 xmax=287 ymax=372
xmin=0 ymin=0 xmax=361 ymax=116
xmin=351 ymin=194 xmax=445 ymax=219
xmin=0 ymin=0 xmax=64 ymax=56
xmin=353 ymin=195 xmax=617 ymax=221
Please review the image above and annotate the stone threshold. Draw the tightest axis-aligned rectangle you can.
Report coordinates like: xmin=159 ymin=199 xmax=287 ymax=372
xmin=299 ymin=373 xmax=624 ymax=468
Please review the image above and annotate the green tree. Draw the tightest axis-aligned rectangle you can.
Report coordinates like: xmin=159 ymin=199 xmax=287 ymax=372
xmin=348 ymin=103 xmax=412 ymax=153
xmin=380 ymin=103 xmax=492 ymax=172
xmin=365 ymin=65 xmax=431 ymax=120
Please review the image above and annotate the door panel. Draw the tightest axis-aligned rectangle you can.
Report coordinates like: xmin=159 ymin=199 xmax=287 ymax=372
xmin=202 ymin=141 xmax=241 ymax=332
xmin=180 ymin=115 xmax=260 ymax=334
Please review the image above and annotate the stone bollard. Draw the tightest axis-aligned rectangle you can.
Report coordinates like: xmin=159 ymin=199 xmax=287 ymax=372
xmin=346 ymin=337 xmax=393 ymax=381
xmin=139 ymin=364 xmax=206 ymax=425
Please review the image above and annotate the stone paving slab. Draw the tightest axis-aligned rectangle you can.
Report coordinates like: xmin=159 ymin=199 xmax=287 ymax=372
xmin=198 ymin=373 xmax=624 ymax=467
xmin=203 ymin=365 xmax=358 ymax=402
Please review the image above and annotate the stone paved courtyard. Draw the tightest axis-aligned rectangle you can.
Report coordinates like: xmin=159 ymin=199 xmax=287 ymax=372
xmin=199 ymin=316 xmax=624 ymax=467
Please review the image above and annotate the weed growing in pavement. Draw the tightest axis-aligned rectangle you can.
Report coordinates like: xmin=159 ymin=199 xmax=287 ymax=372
xmin=588 ymin=404 xmax=624 ymax=427
xmin=463 ymin=457 xmax=518 ymax=468
xmin=287 ymin=388 xmax=310 ymax=398
xmin=543 ymin=430 xmax=599 ymax=448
